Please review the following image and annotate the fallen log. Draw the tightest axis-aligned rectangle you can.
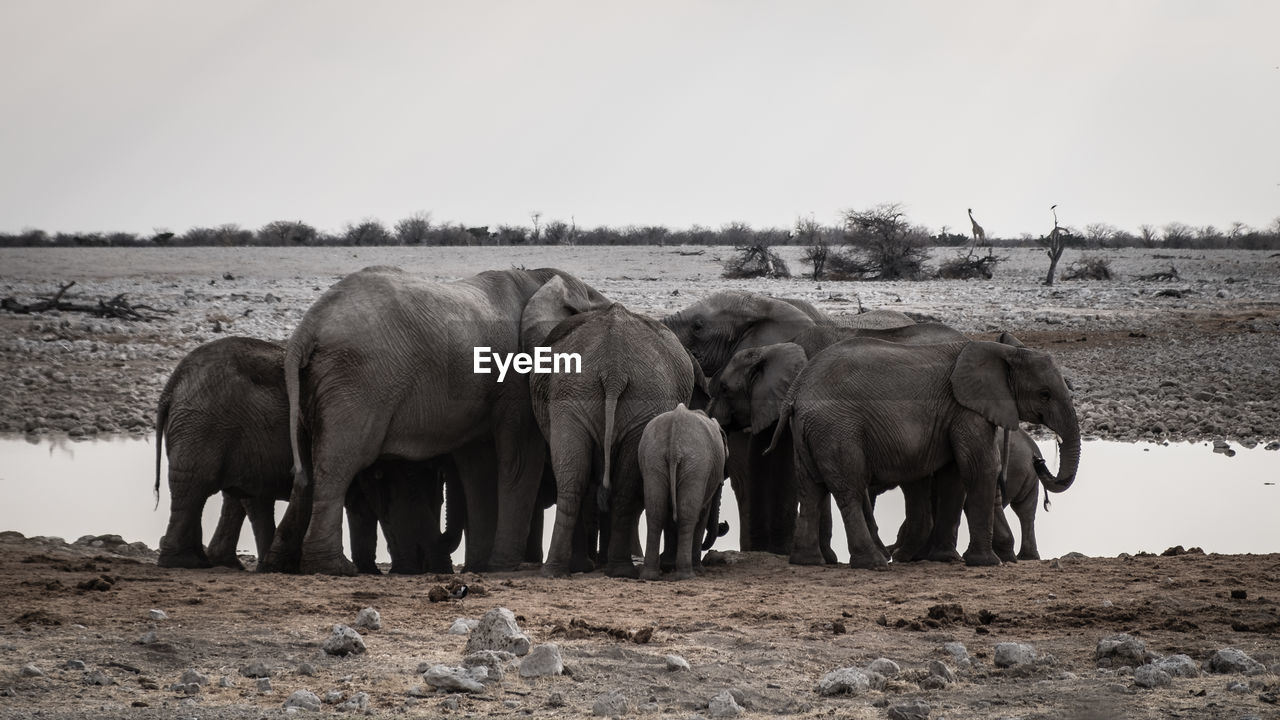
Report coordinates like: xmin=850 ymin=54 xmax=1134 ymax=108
xmin=1 ymin=281 xmax=174 ymax=321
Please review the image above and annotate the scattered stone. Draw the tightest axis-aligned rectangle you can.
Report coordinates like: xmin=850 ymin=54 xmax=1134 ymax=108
xmin=464 ymin=608 xmax=531 ymax=657
xmin=708 ymin=689 xmax=744 ymax=718
xmin=422 ymin=664 xmax=487 ymax=693
xmin=353 ymin=607 xmax=381 ymax=631
xmin=296 ymin=662 xmax=316 ymax=676
xmin=325 ymin=690 xmax=345 ymax=704
xmin=1133 ymin=664 xmax=1172 ymax=688
xmin=256 ymin=677 xmax=273 ymax=692
xmin=218 ymin=677 xmax=236 ymax=688
xmin=927 ymin=659 xmax=957 ymax=683
xmin=462 ymin=650 xmax=516 ymax=682
xmin=1208 ymin=648 xmax=1265 ymax=675
xmin=519 ymin=644 xmax=564 ymax=678
xmin=1227 ymin=681 xmax=1249 ymax=693
xmin=918 ymin=675 xmax=949 ymax=691
xmin=85 ymin=670 xmax=115 ymax=686
xmin=440 ymin=695 xmax=461 ymax=710
xmin=323 ymin=624 xmax=367 ymax=656
xmin=20 ymin=664 xmax=43 ymax=678
xmin=448 ymin=618 xmax=478 ymax=635
xmin=240 ymin=661 xmax=271 ymax=678
xmin=337 ymin=691 xmax=369 ymax=713
xmin=179 ymin=669 xmax=209 ymax=687
xmin=1154 ymin=654 xmax=1201 ymax=678
xmin=592 ymin=689 xmax=630 ymax=717
xmin=1096 ymin=634 xmax=1149 ymax=666
xmin=170 ymin=682 xmax=200 ymax=695
xmin=665 ymin=654 xmax=691 ymax=671
xmin=283 ymin=689 xmax=322 ymax=711
xmin=1050 ymin=558 xmax=1062 ymax=569
xmin=994 ymin=642 xmax=1037 ymax=668
xmin=547 ymin=691 xmax=566 ymax=708
xmin=817 ymin=667 xmax=871 ymax=696
xmin=148 ymin=609 xmax=168 ymax=621
xmin=942 ymin=641 xmax=971 ymax=666
xmin=868 ymin=658 xmax=900 ymax=677
xmin=64 ymin=660 xmax=86 ymax=671
xmin=138 ymin=630 xmax=158 ymax=645
xmin=888 ymin=700 xmax=931 ymax=720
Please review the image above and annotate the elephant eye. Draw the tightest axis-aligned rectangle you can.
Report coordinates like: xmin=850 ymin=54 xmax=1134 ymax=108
xmin=692 ymin=318 xmax=705 ymax=331
xmin=1038 ymin=388 xmax=1052 ymax=401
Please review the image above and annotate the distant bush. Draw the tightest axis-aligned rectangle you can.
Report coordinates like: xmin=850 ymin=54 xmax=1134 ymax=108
xmin=842 ymin=203 xmax=931 ymax=280
xmin=937 ymin=248 xmax=1005 ymax=280
xmin=394 ymin=213 xmax=433 ymax=245
xmin=343 ymin=220 xmax=394 ymax=246
xmin=256 ymin=220 xmax=318 ymax=246
xmin=1062 ymin=255 xmax=1114 ymax=281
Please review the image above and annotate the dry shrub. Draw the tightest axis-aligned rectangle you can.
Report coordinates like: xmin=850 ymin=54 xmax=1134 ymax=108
xmin=722 ymin=244 xmax=791 ymax=279
xmin=937 ymin=249 xmax=1004 ymax=280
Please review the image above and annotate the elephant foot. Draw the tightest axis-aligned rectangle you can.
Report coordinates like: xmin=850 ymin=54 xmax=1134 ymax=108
xmin=821 ymin=546 xmax=840 ymax=565
xmin=962 ymin=549 xmax=1003 ymax=567
xmin=605 ymin=562 xmax=640 ymax=579
xmin=1017 ymin=549 xmax=1041 ymax=561
xmin=639 ymin=566 xmax=661 ymax=581
xmin=926 ymin=548 xmax=964 ymax=564
xmin=996 ymin=549 xmax=1019 ymax=564
xmin=257 ymin=546 xmax=301 ymax=574
xmin=358 ymin=564 xmax=385 ymax=575
xmin=157 ymin=549 xmax=213 ymax=570
xmin=568 ymin=556 xmax=595 ymax=574
xmin=208 ymin=554 xmax=246 ymax=571
xmin=891 ymin=547 xmax=925 ymax=563
xmin=300 ymin=552 xmax=358 ymax=576
xmin=672 ymin=569 xmax=696 ymax=581
xmin=790 ymin=548 xmax=826 ymax=566
xmin=540 ymin=563 xmax=571 ymax=579
xmin=848 ymin=553 xmax=890 ymax=571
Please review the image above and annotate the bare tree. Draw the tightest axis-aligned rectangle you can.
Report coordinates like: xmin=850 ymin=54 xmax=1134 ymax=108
xmin=795 ymin=214 xmax=830 ymax=281
xmin=1039 ymin=205 xmax=1069 ymax=286
xmin=394 ymin=211 xmax=433 ymax=245
xmin=1137 ymin=224 xmax=1159 ymax=247
xmin=842 ymin=202 xmax=929 ymax=280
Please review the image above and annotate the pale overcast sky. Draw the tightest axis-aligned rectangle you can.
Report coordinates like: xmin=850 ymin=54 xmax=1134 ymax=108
xmin=2 ymin=1 xmax=1277 ymax=238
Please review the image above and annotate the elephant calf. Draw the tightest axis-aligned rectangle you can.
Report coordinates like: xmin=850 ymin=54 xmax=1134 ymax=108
xmin=639 ymin=404 xmax=728 ymax=581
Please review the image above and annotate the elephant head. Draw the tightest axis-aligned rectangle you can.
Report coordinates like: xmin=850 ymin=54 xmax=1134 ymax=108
xmin=709 ymin=342 xmax=808 ymax=435
xmin=661 ymin=291 xmax=819 ymax=378
xmin=521 ymin=275 xmax=615 ymax=351
xmin=949 ymin=341 xmax=1080 ymax=493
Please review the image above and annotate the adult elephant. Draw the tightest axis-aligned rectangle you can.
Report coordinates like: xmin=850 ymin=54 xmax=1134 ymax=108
xmin=155 ymin=336 xmax=459 ymax=572
xmin=662 ymin=290 xmax=914 ymax=554
xmin=771 ymin=338 xmax=1079 ymax=568
xmin=524 ymin=281 xmax=700 ymax=577
xmin=262 ymin=266 xmax=609 ymax=575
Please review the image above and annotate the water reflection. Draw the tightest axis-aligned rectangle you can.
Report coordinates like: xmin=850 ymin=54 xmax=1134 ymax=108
xmin=0 ymin=434 xmax=1275 ymax=567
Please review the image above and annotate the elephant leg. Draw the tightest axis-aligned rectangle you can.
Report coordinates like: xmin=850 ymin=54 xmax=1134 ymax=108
xmin=832 ymin=483 xmax=888 ymax=570
xmin=759 ymin=431 xmax=796 ymax=555
xmin=954 ymin=434 xmax=1002 ymax=567
xmin=524 ymin=506 xmax=544 ymax=564
xmin=673 ymin=513 xmax=699 ymax=581
xmin=788 ymin=441 xmax=827 ymax=566
xmin=892 ymin=480 xmax=934 ymax=563
xmin=1014 ymin=489 xmax=1040 ymax=561
xmin=864 ymin=488 xmax=890 ymax=559
xmin=244 ymin=495 xmax=277 ymax=566
xmin=345 ymin=480 xmax=382 ymax=575
xmin=298 ymin=422 xmax=376 ymax=575
xmin=260 ymin=474 xmax=310 ymax=573
xmin=925 ymin=468 xmax=965 ymax=563
xmin=454 ymin=441 xmax=499 ymax=573
xmin=727 ymin=433 xmax=752 ymax=550
xmin=205 ymin=492 xmax=246 ymax=569
xmin=486 ymin=423 xmax=547 ymax=572
xmin=641 ymin=488 xmax=667 ymax=581
xmin=157 ymin=468 xmax=214 ymax=569
xmin=993 ymin=504 xmax=1018 ymax=563
xmin=542 ymin=424 xmax=592 ymax=578
xmin=603 ymin=442 xmax=643 ymax=579
xmin=659 ymin=519 xmax=678 ymax=571
xmin=819 ymin=491 xmax=839 ymax=564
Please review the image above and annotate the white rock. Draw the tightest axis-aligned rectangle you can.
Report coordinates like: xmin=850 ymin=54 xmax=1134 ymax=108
xmin=868 ymin=658 xmax=900 ymax=677
xmin=148 ymin=609 xmax=169 ymax=621
xmin=817 ymin=667 xmax=871 ymax=696
xmin=282 ymin=689 xmax=321 ymax=711
xmin=519 ymin=644 xmax=564 ymax=678
xmin=353 ymin=607 xmax=381 ymax=631
xmin=464 ymin=608 xmax=531 ymax=657
xmin=422 ymin=665 xmax=487 ymax=693
xmin=1155 ymin=654 xmax=1201 ymax=678
xmin=1208 ymin=648 xmax=1265 ymax=675
xmin=708 ymin=689 xmax=744 ymax=717
xmin=994 ymin=642 xmax=1037 ymax=668
xmin=1133 ymin=664 xmax=1172 ymax=688
xmin=323 ymin=624 xmax=367 ymax=656
xmin=448 ymin=618 xmax=479 ymax=635
xmin=592 ymin=689 xmax=630 ymax=717
xmin=665 ymin=654 xmax=691 ymax=671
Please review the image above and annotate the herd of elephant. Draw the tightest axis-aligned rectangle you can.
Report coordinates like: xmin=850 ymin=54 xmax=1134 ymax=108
xmin=154 ymin=266 xmax=1080 ymax=580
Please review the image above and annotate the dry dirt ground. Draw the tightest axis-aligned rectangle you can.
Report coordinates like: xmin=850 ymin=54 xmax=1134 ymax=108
xmin=1 ymin=246 xmax=1279 ymax=718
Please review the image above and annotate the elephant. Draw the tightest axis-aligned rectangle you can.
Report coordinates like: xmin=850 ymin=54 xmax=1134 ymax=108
xmin=662 ymin=290 xmax=915 ymax=554
xmin=639 ymin=404 xmax=728 ymax=581
xmin=706 ymin=322 xmax=968 ymax=558
xmin=524 ymin=285 xmax=700 ymax=578
xmin=262 ymin=266 xmax=611 ymax=575
xmin=770 ymin=338 xmax=1079 ymax=568
xmin=348 ymin=456 xmax=465 ymax=574
xmin=156 ymin=336 xmax=462 ymax=573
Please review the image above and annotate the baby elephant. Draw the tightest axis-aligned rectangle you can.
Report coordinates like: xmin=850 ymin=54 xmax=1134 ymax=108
xmin=639 ymin=404 xmax=728 ymax=581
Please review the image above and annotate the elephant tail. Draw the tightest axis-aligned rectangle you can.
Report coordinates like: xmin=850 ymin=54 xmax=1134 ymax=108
xmin=667 ymin=452 xmax=680 ymax=526
xmin=597 ymin=372 xmax=629 ymax=512
xmin=284 ymin=332 xmax=313 ymax=489
xmin=153 ymin=389 xmax=170 ymax=511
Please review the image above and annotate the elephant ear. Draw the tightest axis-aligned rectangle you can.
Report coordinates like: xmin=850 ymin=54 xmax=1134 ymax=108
xmin=997 ymin=331 xmax=1027 ymax=348
xmin=734 ymin=296 xmax=817 ymax=354
xmin=521 ymin=275 xmax=612 ymax=351
xmin=748 ymin=342 xmax=807 ymax=434
xmin=950 ymin=341 xmax=1020 ymax=429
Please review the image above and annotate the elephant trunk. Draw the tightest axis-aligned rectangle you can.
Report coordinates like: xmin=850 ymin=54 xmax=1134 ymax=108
xmin=441 ymin=468 xmax=465 ymax=554
xmin=1036 ymin=419 xmax=1080 ymax=494
xmin=701 ymin=482 xmax=723 ymax=551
